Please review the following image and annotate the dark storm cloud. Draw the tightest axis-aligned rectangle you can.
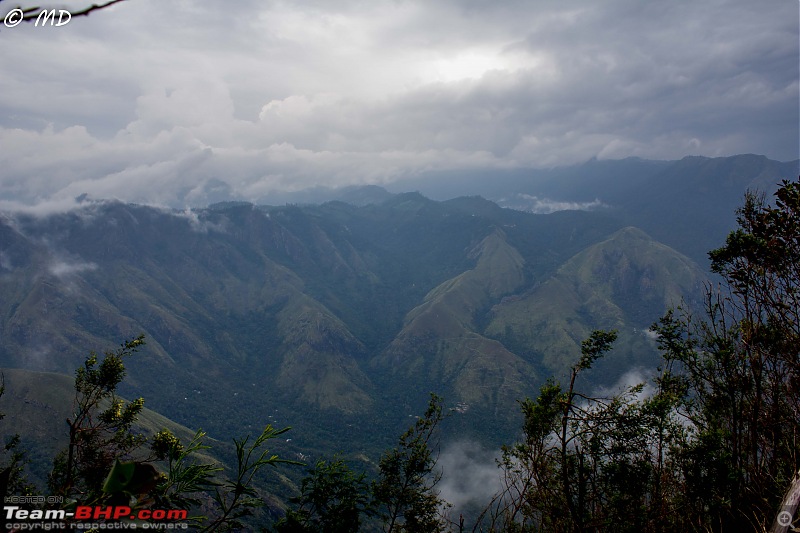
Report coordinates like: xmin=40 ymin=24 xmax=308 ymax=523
xmin=0 ymin=0 xmax=796 ymax=210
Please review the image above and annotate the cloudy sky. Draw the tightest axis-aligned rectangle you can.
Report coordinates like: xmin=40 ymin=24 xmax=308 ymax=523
xmin=0 ymin=0 xmax=797 ymax=210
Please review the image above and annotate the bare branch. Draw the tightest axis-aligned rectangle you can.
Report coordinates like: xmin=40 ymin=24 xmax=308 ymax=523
xmin=3 ymin=0 xmax=128 ymax=23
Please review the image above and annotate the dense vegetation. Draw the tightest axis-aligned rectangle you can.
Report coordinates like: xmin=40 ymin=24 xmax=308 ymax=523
xmin=476 ymin=180 xmax=799 ymax=532
xmin=3 ymin=156 xmax=791 ymax=472
xmin=1 ymin=178 xmax=798 ymax=531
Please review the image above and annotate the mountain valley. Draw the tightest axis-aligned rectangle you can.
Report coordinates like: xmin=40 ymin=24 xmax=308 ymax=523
xmin=0 ymin=154 xmax=796 ymax=488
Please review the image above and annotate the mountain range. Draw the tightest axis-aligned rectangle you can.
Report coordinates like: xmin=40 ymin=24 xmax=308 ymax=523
xmin=0 ymin=154 xmax=796 ymax=474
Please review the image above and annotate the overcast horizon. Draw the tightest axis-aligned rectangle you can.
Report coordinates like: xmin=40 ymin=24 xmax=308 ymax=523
xmin=1 ymin=0 xmax=798 ymax=212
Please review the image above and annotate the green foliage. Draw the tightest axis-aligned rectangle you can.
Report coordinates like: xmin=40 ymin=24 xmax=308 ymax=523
xmin=11 ymin=336 xmax=297 ymax=531
xmin=4 ymin=176 xmax=797 ymax=531
xmin=484 ymin=179 xmax=800 ymax=532
xmin=486 ymin=330 xmax=686 ymax=532
xmin=152 ymin=429 xmax=221 ymax=516
xmin=0 ymin=374 xmax=36 ymax=497
xmin=274 ymin=456 xmax=372 ymax=533
xmin=648 ymin=188 xmax=800 ymax=530
xmin=372 ymin=393 xmax=449 ymax=533
xmin=577 ymin=329 xmax=618 ymax=370
xmin=648 ymin=179 xmax=800 ymax=531
xmin=101 ymin=459 xmax=161 ymax=505
xmin=49 ymin=335 xmax=147 ymax=501
xmin=520 ymin=380 xmax=564 ymax=444
xmin=145 ymin=425 xmax=300 ymax=531
xmin=151 ymin=428 xmax=184 ymax=461
xmin=201 ymin=425 xmax=299 ymax=532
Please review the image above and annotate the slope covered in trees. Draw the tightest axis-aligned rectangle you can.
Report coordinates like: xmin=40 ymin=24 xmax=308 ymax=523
xmin=0 ymin=183 xmax=687 ymax=451
xmin=0 ymin=164 xmax=797 ymax=530
xmin=481 ymin=178 xmax=800 ymax=532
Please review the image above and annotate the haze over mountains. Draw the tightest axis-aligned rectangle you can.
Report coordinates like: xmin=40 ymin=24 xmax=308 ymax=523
xmin=0 ymin=154 xmax=797 ymax=462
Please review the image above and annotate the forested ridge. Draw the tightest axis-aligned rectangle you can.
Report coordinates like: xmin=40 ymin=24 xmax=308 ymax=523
xmin=2 ymin=179 xmax=798 ymax=531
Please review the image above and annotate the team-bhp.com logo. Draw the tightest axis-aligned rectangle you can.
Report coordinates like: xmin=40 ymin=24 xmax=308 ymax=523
xmin=5 ymin=504 xmax=188 ymax=530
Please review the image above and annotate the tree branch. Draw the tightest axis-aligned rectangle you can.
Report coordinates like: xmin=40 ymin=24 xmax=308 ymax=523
xmin=2 ymin=0 xmax=128 ymax=22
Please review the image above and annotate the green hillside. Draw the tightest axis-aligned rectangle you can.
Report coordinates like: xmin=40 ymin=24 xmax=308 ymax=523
xmin=485 ymin=226 xmax=707 ymax=381
xmin=0 ymin=198 xmax=707 ymax=453
xmin=1 ymin=154 xmax=783 ymax=477
xmin=0 ymin=368 xmax=224 ymax=489
xmin=374 ymin=229 xmax=532 ymax=402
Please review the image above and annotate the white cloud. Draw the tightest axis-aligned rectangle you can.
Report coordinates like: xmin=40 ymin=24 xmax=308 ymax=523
xmin=48 ymin=259 xmax=98 ymax=278
xmin=170 ymin=207 xmax=227 ymax=234
xmin=593 ymin=367 xmax=656 ymax=401
xmin=0 ymin=0 xmax=795 ymax=209
xmin=500 ymin=194 xmax=607 ymax=214
xmin=0 ymin=251 xmax=12 ymax=271
xmin=437 ymin=440 xmax=503 ymax=514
